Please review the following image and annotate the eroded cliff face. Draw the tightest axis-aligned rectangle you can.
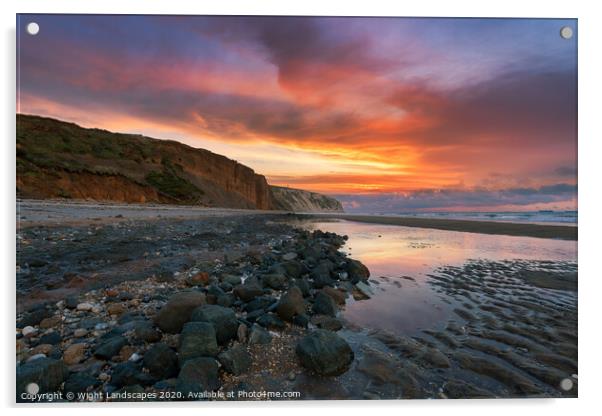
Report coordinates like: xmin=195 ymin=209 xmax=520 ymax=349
xmin=270 ymin=186 xmax=344 ymax=212
xmin=17 ymin=114 xmax=272 ymax=209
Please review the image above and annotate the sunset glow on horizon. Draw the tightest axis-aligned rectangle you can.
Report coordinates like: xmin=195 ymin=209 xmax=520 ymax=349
xmin=17 ymin=15 xmax=577 ymax=213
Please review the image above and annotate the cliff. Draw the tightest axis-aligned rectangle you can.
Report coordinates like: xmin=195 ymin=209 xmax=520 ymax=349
xmin=17 ymin=114 xmax=271 ymax=209
xmin=16 ymin=114 xmax=343 ymax=212
xmin=270 ymin=186 xmax=343 ymax=212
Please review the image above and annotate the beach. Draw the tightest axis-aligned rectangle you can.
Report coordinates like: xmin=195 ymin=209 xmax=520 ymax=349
xmin=16 ymin=201 xmax=578 ymax=400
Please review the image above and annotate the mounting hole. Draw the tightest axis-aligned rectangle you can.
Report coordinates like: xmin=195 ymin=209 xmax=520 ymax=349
xmin=26 ymin=22 xmax=40 ymax=36
xmin=560 ymin=26 xmax=573 ymax=40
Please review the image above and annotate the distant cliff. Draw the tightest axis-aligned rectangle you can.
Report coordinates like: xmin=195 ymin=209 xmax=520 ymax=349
xmin=16 ymin=114 xmax=342 ymax=212
xmin=270 ymin=186 xmax=343 ymax=212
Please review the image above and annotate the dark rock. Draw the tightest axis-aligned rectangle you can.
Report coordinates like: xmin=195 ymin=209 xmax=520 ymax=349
xmin=311 ymin=315 xmax=343 ymax=331
xmin=293 ymin=278 xmax=311 ymax=297
xmin=179 ymin=322 xmax=218 ymax=364
xmin=111 ymin=362 xmax=153 ymax=388
xmin=94 ymin=336 xmax=127 ymax=359
xmin=176 ymin=357 xmax=221 ymax=396
xmin=143 ymin=343 xmax=179 ymax=379
xmin=16 ymin=358 xmax=68 ymax=400
xmin=18 ymin=309 xmax=52 ymax=328
xmin=312 ymin=291 xmax=338 ymax=317
xmin=256 ymin=313 xmax=285 ymax=330
xmin=39 ymin=332 xmax=62 ymax=345
xmin=276 ymin=287 xmax=305 ymax=321
xmin=233 ymin=283 xmax=264 ymax=302
xmin=218 ymin=345 xmax=252 ymax=375
xmin=111 ymin=384 xmax=146 ymax=401
xmin=64 ymin=372 xmax=100 ymax=393
xmin=133 ymin=321 xmax=162 ymax=343
xmin=222 ymin=274 xmax=242 ymax=286
xmin=248 ymin=325 xmax=272 ymax=345
xmin=262 ymin=273 xmax=288 ymax=290
xmin=243 ymin=296 xmax=276 ymax=313
xmin=190 ymin=304 xmax=238 ymax=345
xmin=346 ymin=259 xmax=370 ymax=283
xmin=65 ymin=296 xmax=79 ymax=309
xmin=245 ymin=309 xmax=264 ymax=322
xmin=280 ymin=261 xmax=307 ymax=279
xmin=216 ymin=293 xmax=235 ymax=307
xmin=295 ymin=329 xmax=354 ymax=376
xmin=322 ymin=286 xmax=347 ymax=305
xmin=154 ymin=291 xmax=206 ymax=333
xmin=310 ymin=262 xmax=335 ymax=288
xmin=293 ymin=314 xmax=309 ymax=328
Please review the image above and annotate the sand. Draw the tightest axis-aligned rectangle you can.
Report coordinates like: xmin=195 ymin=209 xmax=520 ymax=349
xmin=299 ymin=213 xmax=577 ymax=240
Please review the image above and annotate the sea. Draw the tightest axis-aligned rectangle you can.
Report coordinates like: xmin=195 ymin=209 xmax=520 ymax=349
xmin=379 ymin=210 xmax=577 ymax=225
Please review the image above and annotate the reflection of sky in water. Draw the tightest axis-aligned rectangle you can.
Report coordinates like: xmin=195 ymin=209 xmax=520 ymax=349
xmin=301 ymin=220 xmax=577 ymax=335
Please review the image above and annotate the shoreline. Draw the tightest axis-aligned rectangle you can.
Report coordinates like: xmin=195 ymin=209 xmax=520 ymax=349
xmin=299 ymin=213 xmax=577 ymax=241
xmin=17 ymin=199 xmax=577 ymax=240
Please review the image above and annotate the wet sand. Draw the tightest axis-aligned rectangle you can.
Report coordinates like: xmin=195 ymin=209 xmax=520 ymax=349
xmin=301 ymin=213 xmax=577 ymax=240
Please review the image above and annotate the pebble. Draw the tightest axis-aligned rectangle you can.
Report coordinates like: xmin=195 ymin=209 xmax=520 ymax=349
xmin=99 ymin=372 xmax=110 ymax=382
xmin=73 ymin=328 xmax=88 ymax=338
xmin=76 ymin=302 xmax=94 ymax=311
xmin=26 ymin=353 xmax=47 ymax=362
xmin=128 ymin=352 xmax=142 ymax=362
xmin=63 ymin=343 xmax=87 ymax=365
xmin=22 ymin=326 xmax=38 ymax=338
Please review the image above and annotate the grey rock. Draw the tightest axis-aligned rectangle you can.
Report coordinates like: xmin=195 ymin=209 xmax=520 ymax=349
xmin=295 ymin=329 xmax=354 ymax=376
xmin=248 ymin=325 xmax=272 ymax=345
xmin=153 ymin=291 xmax=206 ymax=334
xmin=312 ymin=291 xmax=338 ymax=317
xmin=276 ymin=287 xmax=305 ymax=321
xmin=218 ymin=345 xmax=252 ymax=375
xmin=176 ymin=357 xmax=221 ymax=397
xmin=16 ymin=358 xmax=68 ymax=400
xmin=190 ymin=304 xmax=238 ymax=345
xmin=233 ymin=283 xmax=264 ymax=302
xmin=179 ymin=322 xmax=218 ymax=364
xmin=143 ymin=343 xmax=178 ymax=379
xmin=94 ymin=336 xmax=127 ymax=359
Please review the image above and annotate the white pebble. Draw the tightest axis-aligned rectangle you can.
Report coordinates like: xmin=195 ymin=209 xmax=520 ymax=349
xmin=22 ymin=326 xmax=38 ymax=337
xmin=26 ymin=353 xmax=46 ymax=362
xmin=128 ymin=353 xmax=141 ymax=362
xmin=76 ymin=302 xmax=93 ymax=311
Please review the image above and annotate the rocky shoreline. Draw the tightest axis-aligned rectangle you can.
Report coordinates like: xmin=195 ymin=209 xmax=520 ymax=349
xmin=16 ymin=210 xmax=578 ymax=401
xmin=17 ymin=223 xmax=371 ymax=402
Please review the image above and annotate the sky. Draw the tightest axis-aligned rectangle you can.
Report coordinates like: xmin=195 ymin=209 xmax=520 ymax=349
xmin=17 ymin=15 xmax=577 ymax=213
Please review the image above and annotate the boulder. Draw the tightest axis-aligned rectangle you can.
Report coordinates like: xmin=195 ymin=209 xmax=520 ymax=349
xmin=322 ymin=286 xmax=347 ymax=305
xmin=18 ymin=309 xmax=52 ymax=328
xmin=276 ymin=287 xmax=305 ymax=321
xmin=63 ymin=372 xmax=99 ymax=394
xmin=233 ymin=283 xmax=264 ymax=302
xmin=190 ymin=305 xmax=238 ymax=345
xmin=312 ymin=291 xmax=338 ymax=317
xmin=346 ymin=259 xmax=370 ymax=283
xmin=218 ymin=345 xmax=252 ymax=375
xmin=110 ymin=362 xmax=148 ymax=388
xmin=94 ymin=336 xmax=127 ymax=360
xmin=16 ymin=358 xmax=68 ymax=400
xmin=133 ymin=321 xmax=162 ymax=343
xmin=262 ymin=273 xmax=288 ymax=290
xmin=143 ymin=343 xmax=178 ymax=379
xmin=176 ymin=357 xmax=221 ymax=396
xmin=248 ymin=325 xmax=272 ymax=345
xmin=295 ymin=329 xmax=354 ymax=376
xmin=178 ymin=322 xmax=218 ymax=364
xmin=153 ymin=291 xmax=206 ymax=333
xmin=256 ymin=313 xmax=285 ymax=330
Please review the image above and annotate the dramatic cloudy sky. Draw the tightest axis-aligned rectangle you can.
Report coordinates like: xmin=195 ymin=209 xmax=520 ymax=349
xmin=17 ymin=15 xmax=577 ymax=212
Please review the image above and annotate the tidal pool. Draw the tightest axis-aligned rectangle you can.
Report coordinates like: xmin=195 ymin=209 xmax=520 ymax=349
xmin=299 ymin=219 xmax=577 ymax=335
